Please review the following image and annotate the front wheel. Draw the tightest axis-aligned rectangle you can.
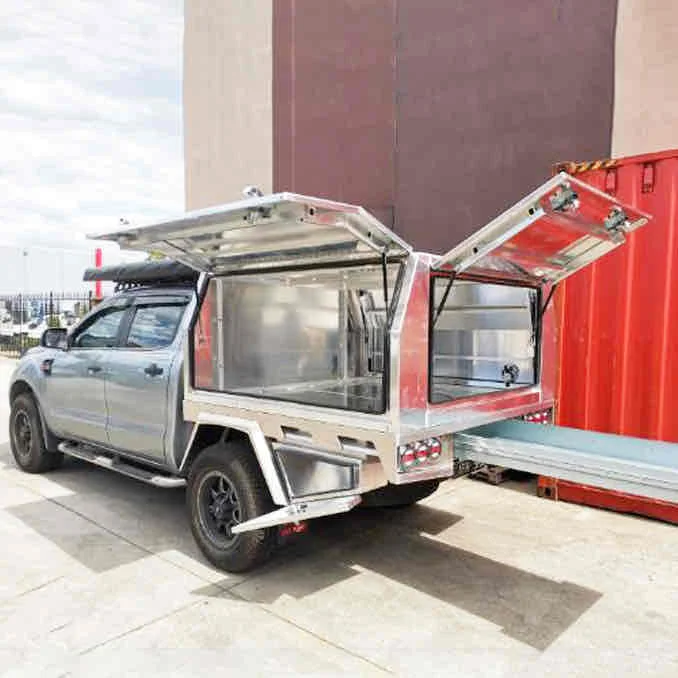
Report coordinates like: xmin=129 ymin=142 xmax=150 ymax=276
xmin=187 ymin=441 xmax=276 ymax=573
xmin=9 ymin=393 xmax=63 ymax=473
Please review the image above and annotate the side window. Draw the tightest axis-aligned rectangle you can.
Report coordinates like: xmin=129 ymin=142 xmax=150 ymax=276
xmin=125 ymin=304 xmax=185 ymax=349
xmin=72 ymin=308 xmax=126 ymax=349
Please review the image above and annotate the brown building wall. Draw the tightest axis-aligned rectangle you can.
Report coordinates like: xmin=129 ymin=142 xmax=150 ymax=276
xmin=185 ymin=1 xmax=619 ymax=252
xmin=273 ymin=0 xmax=396 ymax=228
xmin=271 ymin=0 xmax=617 ymax=252
xmin=394 ymin=0 xmax=618 ymax=252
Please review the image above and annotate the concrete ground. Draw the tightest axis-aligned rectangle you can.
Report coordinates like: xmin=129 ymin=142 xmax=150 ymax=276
xmin=0 ymin=357 xmax=677 ymax=676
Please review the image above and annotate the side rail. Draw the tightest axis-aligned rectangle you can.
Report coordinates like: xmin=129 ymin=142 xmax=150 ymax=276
xmin=454 ymin=420 xmax=678 ymax=504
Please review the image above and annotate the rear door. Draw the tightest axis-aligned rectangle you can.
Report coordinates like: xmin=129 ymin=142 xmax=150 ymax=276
xmin=433 ymin=172 xmax=651 ymax=285
xmin=104 ymin=294 xmax=189 ymax=462
xmin=43 ymin=303 xmax=129 ymax=445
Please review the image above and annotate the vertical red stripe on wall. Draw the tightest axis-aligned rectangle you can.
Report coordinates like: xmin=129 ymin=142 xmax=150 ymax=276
xmin=557 ymin=150 xmax=678 ymax=443
xmin=94 ymin=247 xmax=102 ymax=300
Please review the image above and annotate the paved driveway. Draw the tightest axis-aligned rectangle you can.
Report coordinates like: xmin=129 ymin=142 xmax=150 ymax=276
xmin=0 ymin=357 xmax=677 ymax=676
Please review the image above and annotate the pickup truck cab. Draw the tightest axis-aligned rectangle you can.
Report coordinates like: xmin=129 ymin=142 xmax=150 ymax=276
xmin=9 ymin=176 xmax=656 ymax=572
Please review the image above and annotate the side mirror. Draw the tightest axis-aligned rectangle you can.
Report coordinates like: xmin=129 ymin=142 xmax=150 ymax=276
xmin=41 ymin=328 xmax=68 ymax=350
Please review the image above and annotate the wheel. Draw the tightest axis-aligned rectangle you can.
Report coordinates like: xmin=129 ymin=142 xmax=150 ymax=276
xmin=361 ymin=479 xmax=440 ymax=508
xmin=9 ymin=393 xmax=64 ymax=473
xmin=187 ymin=441 xmax=276 ymax=573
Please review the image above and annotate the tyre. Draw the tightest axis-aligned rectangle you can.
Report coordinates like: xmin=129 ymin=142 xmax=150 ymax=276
xmin=361 ymin=479 xmax=440 ymax=508
xmin=187 ymin=441 xmax=276 ymax=573
xmin=9 ymin=393 xmax=64 ymax=473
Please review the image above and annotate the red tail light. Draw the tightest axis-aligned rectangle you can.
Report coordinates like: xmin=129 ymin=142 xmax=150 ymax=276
xmin=414 ymin=442 xmax=429 ymax=463
xmin=398 ymin=437 xmax=443 ymax=472
xmin=400 ymin=446 xmax=416 ymax=469
xmin=523 ymin=409 xmax=552 ymax=424
xmin=428 ymin=438 xmax=442 ymax=460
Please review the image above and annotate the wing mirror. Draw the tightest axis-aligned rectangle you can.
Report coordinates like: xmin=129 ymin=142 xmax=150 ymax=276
xmin=41 ymin=328 xmax=68 ymax=350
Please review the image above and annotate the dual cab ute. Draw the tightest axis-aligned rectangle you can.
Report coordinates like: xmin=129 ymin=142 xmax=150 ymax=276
xmin=13 ymin=174 xmax=676 ymax=572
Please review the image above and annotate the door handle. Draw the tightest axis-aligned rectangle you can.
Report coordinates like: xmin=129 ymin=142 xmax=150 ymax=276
xmin=144 ymin=363 xmax=164 ymax=377
xmin=87 ymin=365 xmax=102 ymax=374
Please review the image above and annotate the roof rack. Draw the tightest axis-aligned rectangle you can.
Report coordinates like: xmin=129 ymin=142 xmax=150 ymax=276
xmin=83 ymin=260 xmax=199 ymax=290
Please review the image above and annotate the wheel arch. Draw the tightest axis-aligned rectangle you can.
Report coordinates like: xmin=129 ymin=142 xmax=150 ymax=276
xmin=179 ymin=415 xmax=288 ymax=506
xmin=9 ymin=380 xmax=60 ymax=452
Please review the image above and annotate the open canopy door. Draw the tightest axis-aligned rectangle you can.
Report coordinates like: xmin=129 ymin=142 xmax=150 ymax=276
xmin=91 ymin=193 xmax=411 ymax=274
xmin=432 ymin=173 xmax=650 ymax=285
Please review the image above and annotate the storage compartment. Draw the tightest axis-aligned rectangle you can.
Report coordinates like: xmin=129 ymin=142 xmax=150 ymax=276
xmin=429 ymin=277 xmax=538 ymax=403
xmin=193 ymin=263 xmax=401 ymax=413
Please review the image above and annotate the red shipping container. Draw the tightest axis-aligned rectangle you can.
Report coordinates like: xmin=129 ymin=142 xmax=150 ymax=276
xmin=544 ymin=149 xmax=678 ymax=521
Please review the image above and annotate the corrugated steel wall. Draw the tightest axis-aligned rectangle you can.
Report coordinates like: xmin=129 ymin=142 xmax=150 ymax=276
xmin=557 ymin=150 xmax=678 ymax=442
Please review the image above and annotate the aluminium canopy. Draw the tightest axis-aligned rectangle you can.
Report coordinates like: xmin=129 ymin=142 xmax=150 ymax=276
xmin=91 ymin=176 xmax=650 ymax=286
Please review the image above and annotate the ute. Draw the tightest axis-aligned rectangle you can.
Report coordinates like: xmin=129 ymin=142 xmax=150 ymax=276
xmin=9 ymin=173 xmax=678 ymax=572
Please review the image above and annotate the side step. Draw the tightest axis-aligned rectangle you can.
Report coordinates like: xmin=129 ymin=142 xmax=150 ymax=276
xmin=454 ymin=420 xmax=678 ymax=504
xmin=232 ymin=496 xmax=361 ymax=534
xmin=58 ymin=442 xmax=186 ymax=489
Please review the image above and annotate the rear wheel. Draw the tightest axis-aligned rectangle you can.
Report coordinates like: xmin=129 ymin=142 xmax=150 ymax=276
xmin=9 ymin=393 xmax=63 ymax=473
xmin=361 ymin=479 xmax=440 ymax=508
xmin=187 ymin=441 xmax=276 ymax=572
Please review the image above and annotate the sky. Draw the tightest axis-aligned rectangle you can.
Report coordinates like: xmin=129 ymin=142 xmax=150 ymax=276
xmin=0 ymin=0 xmax=184 ymax=250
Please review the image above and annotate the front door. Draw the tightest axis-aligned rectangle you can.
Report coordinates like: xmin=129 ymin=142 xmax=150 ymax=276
xmin=104 ymin=295 xmax=188 ymax=463
xmin=43 ymin=305 xmax=128 ymax=445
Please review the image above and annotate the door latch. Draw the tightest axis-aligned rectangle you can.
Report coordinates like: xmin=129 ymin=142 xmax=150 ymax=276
xmin=501 ymin=363 xmax=520 ymax=387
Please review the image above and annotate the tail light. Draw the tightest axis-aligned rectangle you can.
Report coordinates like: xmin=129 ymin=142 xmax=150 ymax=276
xmin=523 ymin=409 xmax=552 ymax=424
xmin=398 ymin=437 xmax=443 ymax=472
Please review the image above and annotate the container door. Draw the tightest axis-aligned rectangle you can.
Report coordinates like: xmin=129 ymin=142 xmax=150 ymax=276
xmin=432 ymin=173 xmax=650 ymax=285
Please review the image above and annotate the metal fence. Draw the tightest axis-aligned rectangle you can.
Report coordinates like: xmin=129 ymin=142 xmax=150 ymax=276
xmin=0 ymin=292 xmax=96 ymax=358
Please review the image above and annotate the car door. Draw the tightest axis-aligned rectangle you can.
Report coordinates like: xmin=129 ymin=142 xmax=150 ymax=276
xmin=43 ymin=303 xmax=129 ymax=445
xmin=104 ymin=294 xmax=189 ymax=463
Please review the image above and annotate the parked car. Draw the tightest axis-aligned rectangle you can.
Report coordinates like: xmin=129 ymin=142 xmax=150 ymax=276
xmin=7 ymin=176 xmax=651 ymax=571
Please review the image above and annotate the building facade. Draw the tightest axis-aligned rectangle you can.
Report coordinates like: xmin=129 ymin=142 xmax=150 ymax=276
xmin=184 ymin=0 xmax=678 ymax=252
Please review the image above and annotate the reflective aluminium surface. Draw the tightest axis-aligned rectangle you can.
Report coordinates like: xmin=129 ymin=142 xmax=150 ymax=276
xmin=194 ymin=263 xmax=400 ymax=414
xmin=430 ymin=279 xmax=537 ymax=403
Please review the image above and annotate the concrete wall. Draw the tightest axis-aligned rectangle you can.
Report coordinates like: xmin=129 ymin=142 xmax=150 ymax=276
xmin=184 ymin=0 xmax=273 ymax=210
xmin=612 ymin=0 xmax=678 ymax=157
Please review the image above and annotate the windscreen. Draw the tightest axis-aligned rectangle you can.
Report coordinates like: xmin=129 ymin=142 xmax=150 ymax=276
xmin=193 ymin=263 xmax=400 ymax=413
xmin=429 ymin=277 xmax=538 ymax=403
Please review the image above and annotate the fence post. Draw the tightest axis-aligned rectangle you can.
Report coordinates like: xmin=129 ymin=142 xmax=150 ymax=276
xmin=18 ymin=293 xmax=23 ymax=354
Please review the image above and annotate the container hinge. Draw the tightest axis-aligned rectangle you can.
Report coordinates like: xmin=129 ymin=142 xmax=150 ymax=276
xmin=604 ymin=167 xmax=617 ymax=195
xmin=642 ymin=162 xmax=656 ymax=193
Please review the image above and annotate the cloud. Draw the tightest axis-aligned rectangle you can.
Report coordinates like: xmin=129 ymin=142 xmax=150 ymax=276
xmin=0 ymin=0 xmax=184 ymax=248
